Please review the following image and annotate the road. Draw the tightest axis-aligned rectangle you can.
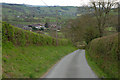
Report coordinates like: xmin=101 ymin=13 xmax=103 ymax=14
xmin=44 ymin=49 xmax=98 ymax=78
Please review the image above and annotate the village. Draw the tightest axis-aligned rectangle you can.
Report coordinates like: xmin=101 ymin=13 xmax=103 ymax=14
xmin=21 ymin=22 xmax=61 ymax=35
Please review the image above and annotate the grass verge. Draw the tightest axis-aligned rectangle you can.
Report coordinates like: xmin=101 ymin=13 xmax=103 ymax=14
xmin=2 ymin=42 xmax=77 ymax=78
xmin=85 ymin=51 xmax=108 ymax=78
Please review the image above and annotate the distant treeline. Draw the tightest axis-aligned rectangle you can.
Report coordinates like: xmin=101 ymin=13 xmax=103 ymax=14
xmin=2 ymin=22 xmax=70 ymax=46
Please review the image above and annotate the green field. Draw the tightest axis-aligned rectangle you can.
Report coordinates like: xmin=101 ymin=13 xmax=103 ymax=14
xmin=2 ymin=3 xmax=78 ymax=23
xmin=2 ymin=3 xmax=96 ymax=26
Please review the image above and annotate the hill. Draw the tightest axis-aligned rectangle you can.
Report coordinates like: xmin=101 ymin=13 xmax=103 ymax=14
xmin=1 ymin=3 xmax=92 ymax=24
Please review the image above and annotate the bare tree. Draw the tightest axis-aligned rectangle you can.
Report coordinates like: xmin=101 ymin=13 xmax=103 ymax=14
xmin=90 ymin=0 xmax=118 ymax=37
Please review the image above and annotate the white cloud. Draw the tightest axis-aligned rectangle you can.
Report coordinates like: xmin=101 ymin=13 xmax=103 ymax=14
xmin=0 ymin=0 xmax=90 ymax=6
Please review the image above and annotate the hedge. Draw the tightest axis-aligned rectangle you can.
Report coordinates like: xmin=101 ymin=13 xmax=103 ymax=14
xmin=86 ymin=33 xmax=119 ymax=78
xmin=2 ymin=22 xmax=71 ymax=46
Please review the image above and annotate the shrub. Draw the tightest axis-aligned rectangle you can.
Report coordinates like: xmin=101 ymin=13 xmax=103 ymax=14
xmin=84 ymin=26 xmax=100 ymax=44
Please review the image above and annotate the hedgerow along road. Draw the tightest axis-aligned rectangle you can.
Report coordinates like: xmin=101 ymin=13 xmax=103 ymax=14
xmin=44 ymin=49 xmax=98 ymax=78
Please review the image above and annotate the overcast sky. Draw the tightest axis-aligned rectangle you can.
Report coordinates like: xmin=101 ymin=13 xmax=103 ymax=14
xmin=0 ymin=0 xmax=90 ymax=6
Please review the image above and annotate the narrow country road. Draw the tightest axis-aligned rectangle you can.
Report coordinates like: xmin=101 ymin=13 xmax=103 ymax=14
xmin=44 ymin=49 xmax=98 ymax=78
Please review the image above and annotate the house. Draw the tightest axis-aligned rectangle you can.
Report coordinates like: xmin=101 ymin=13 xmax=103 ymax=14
xmin=22 ymin=26 xmax=32 ymax=31
xmin=28 ymin=24 xmax=46 ymax=30
xmin=49 ymin=23 xmax=61 ymax=31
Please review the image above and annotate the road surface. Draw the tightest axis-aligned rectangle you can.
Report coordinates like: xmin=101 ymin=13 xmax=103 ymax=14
xmin=45 ymin=49 xmax=98 ymax=78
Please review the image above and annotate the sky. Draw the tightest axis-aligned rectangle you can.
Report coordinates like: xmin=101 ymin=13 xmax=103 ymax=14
xmin=0 ymin=0 xmax=90 ymax=6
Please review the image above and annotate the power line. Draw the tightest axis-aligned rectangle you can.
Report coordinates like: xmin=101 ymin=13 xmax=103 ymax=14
xmin=40 ymin=0 xmax=59 ymax=46
xmin=40 ymin=0 xmax=49 ymax=7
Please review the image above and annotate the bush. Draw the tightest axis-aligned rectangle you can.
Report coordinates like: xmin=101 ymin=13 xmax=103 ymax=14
xmin=84 ymin=26 xmax=100 ymax=44
xmin=39 ymin=27 xmax=44 ymax=31
xmin=32 ymin=27 xmax=38 ymax=30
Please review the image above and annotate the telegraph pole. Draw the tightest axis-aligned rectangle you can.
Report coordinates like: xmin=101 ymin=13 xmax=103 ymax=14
xmin=56 ymin=10 xmax=58 ymax=46
xmin=40 ymin=0 xmax=59 ymax=46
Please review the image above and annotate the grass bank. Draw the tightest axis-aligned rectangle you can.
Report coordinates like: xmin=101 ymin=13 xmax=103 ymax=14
xmin=86 ymin=33 xmax=119 ymax=79
xmin=86 ymin=51 xmax=109 ymax=78
xmin=2 ymin=22 xmax=77 ymax=78
xmin=2 ymin=42 xmax=76 ymax=78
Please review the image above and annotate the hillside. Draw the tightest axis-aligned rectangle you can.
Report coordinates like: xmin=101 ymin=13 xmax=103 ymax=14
xmin=2 ymin=3 xmax=77 ymax=18
xmin=1 ymin=3 xmax=92 ymax=25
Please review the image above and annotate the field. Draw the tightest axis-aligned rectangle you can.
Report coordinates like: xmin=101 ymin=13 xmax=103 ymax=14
xmin=1 ymin=3 xmax=94 ymax=27
xmin=2 ymin=3 xmax=77 ymax=23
